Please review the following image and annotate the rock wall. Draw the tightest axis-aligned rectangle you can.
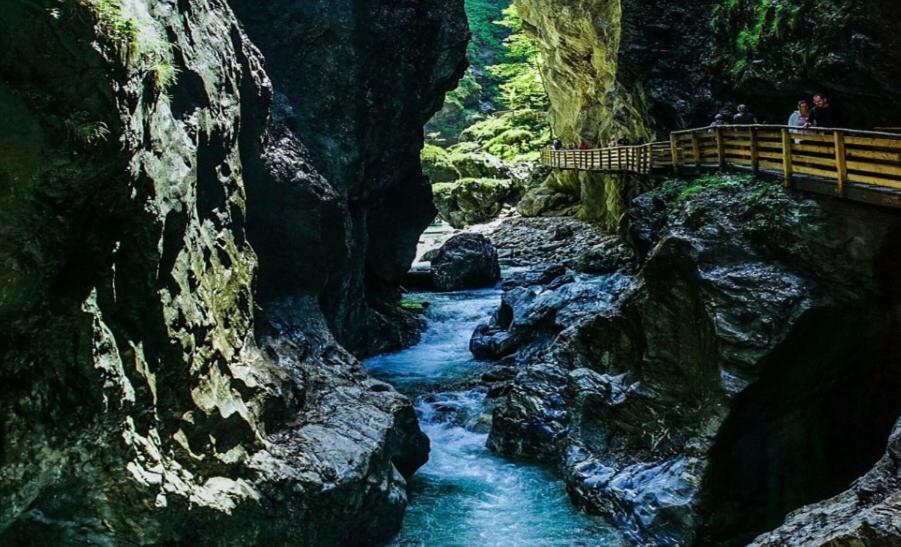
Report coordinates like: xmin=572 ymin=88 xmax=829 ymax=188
xmin=230 ymin=0 xmax=469 ymax=357
xmin=0 ymin=0 xmax=463 ymax=543
xmin=482 ymin=175 xmax=901 ymax=544
xmin=513 ymin=0 xmax=901 ymax=226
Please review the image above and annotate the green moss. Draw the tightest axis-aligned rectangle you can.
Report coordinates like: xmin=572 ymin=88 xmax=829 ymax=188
xmin=677 ymin=173 xmax=745 ymax=202
xmin=399 ymin=299 xmax=429 ymax=313
xmin=421 ymin=144 xmax=457 ymax=183
xmin=64 ymin=111 xmax=110 ymax=148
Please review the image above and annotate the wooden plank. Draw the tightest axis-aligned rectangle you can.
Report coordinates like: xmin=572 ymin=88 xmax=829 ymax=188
xmin=846 ymin=160 xmax=901 ymax=178
xmin=846 ymin=148 xmax=901 ymax=162
xmin=692 ymin=133 xmax=702 ymax=167
xmin=782 ymin=129 xmax=793 ymax=187
xmin=792 ymin=154 xmax=837 ymax=168
xmin=792 ymin=142 xmax=836 ymax=155
xmin=844 ymin=136 xmax=901 ymax=149
xmin=793 ymin=163 xmax=839 ymax=180
xmin=847 ymin=171 xmax=901 ymax=189
xmin=834 ymin=131 xmax=848 ymax=197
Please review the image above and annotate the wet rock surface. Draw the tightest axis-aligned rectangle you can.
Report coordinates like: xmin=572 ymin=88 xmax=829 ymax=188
xmin=479 ymin=176 xmax=901 ymax=545
xmin=232 ymin=0 xmax=468 ymax=357
xmin=0 ymin=0 xmax=464 ymax=544
xmin=431 ymin=233 xmax=501 ymax=292
xmin=481 ymin=215 xmax=635 ymax=271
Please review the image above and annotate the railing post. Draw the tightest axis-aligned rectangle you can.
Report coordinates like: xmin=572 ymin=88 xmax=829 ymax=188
xmin=781 ymin=128 xmax=793 ymax=187
xmin=716 ymin=126 xmax=726 ymax=169
xmin=691 ymin=132 xmax=702 ymax=168
xmin=750 ymin=127 xmax=759 ymax=175
xmin=834 ymin=130 xmax=847 ymax=197
xmin=670 ymin=133 xmax=680 ymax=172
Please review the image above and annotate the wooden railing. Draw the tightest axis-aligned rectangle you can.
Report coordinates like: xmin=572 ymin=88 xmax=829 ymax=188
xmin=540 ymin=126 xmax=901 ymax=206
xmin=540 ymin=141 xmax=673 ymax=175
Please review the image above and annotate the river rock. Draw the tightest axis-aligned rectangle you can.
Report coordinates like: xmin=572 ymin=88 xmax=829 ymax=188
xmin=433 ymin=178 xmax=520 ymax=228
xmin=487 ymin=175 xmax=901 ymax=545
xmin=517 ymin=186 xmax=578 ymax=217
xmin=431 ymin=233 xmax=501 ymax=291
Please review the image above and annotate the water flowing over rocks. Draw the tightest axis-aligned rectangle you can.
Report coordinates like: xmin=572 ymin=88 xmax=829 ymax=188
xmin=0 ymin=0 xmax=465 ymax=543
xmin=482 ymin=176 xmax=901 ymax=545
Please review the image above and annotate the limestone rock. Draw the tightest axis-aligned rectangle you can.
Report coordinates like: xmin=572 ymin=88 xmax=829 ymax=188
xmin=0 ymin=0 xmax=464 ymax=544
xmin=433 ymin=178 xmax=519 ymax=228
xmin=517 ymin=186 xmax=578 ymax=218
xmin=486 ymin=175 xmax=901 ymax=544
xmin=431 ymin=233 xmax=501 ymax=291
xmin=231 ymin=0 xmax=469 ymax=357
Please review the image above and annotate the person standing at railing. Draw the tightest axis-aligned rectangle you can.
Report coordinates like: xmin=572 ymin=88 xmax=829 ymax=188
xmin=617 ymin=137 xmax=631 ymax=146
xmin=788 ymin=100 xmax=812 ymax=129
xmin=810 ymin=93 xmax=837 ymax=128
xmin=733 ymin=104 xmax=758 ymax=125
xmin=708 ymin=113 xmax=730 ymax=132
xmin=579 ymin=142 xmax=589 ymax=150
xmin=553 ymin=139 xmax=562 ymax=151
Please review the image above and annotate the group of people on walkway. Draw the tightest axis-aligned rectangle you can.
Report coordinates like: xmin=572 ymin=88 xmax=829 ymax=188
xmin=549 ymin=92 xmax=841 ymax=152
xmin=709 ymin=92 xmax=837 ymax=130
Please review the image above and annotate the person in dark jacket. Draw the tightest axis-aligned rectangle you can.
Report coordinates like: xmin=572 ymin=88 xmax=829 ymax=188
xmin=733 ymin=104 xmax=758 ymax=125
xmin=553 ymin=139 xmax=562 ymax=150
xmin=810 ymin=93 xmax=837 ymax=128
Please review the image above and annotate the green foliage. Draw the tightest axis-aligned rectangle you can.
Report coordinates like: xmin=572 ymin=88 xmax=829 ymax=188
xmin=79 ymin=0 xmax=179 ymax=96
xmin=399 ymin=299 xmax=429 ymax=313
xmin=65 ymin=111 xmax=110 ymax=147
xmin=711 ymin=0 xmax=862 ymax=83
xmin=80 ymin=0 xmax=138 ymax=54
xmin=426 ymin=1 xmax=550 ymax=155
xmin=458 ymin=110 xmax=550 ymax=162
xmin=677 ymin=173 xmax=745 ymax=202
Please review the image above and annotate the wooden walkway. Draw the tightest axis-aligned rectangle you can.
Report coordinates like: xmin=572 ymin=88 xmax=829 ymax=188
xmin=541 ymin=126 xmax=901 ymax=208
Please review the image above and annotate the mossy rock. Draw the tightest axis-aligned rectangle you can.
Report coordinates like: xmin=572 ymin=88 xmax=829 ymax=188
xmin=421 ymin=144 xmax=457 ymax=183
xmin=432 ymin=177 xmax=516 ymax=228
xmin=447 ymin=150 xmax=509 ymax=179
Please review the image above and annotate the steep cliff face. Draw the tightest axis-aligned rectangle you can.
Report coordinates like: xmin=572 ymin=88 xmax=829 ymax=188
xmin=230 ymin=0 xmax=469 ymax=357
xmin=0 ymin=0 xmax=459 ymax=543
xmin=513 ymin=0 xmax=900 ymax=226
xmin=484 ymin=175 xmax=901 ymax=544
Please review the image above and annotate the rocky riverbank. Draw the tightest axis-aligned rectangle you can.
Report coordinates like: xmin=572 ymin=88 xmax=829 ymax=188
xmin=463 ymin=174 xmax=901 ymax=545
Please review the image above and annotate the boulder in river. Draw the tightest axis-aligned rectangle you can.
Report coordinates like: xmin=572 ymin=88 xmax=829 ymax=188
xmin=431 ymin=233 xmax=501 ymax=291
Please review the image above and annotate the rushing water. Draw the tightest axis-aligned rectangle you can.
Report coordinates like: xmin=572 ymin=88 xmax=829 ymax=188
xmin=365 ymin=288 xmax=625 ymax=547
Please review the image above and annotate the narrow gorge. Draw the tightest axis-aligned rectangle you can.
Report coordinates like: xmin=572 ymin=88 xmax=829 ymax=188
xmin=1 ymin=1 xmax=899 ymax=546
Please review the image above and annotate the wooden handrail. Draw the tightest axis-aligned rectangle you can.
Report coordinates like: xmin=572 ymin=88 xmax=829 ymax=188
xmin=539 ymin=125 xmax=901 ymax=208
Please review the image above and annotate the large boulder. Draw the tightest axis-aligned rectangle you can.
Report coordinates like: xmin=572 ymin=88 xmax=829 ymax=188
xmin=448 ymin=149 xmax=510 ymax=178
xmin=432 ymin=177 xmax=518 ymax=228
xmin=487 ymin=175 xmax=901 ymax=545
xmin=431 ymin=233 xmax=501 ymax=291
xmin=517 ymin=185 xmax=578 ymax=217
xmin=421 ymin=143 xmax=457 ymax=183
